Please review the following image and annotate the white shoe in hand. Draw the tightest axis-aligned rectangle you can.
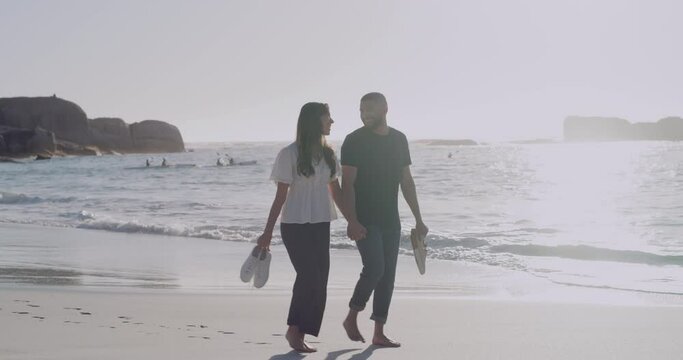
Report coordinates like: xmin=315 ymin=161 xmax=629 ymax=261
xmin=253 ymin=249 xmax=271 ymax=288
xmin=411 ymin=228 xmax=427 ymax=275
xmin=240 ymin=246 xmax=261 ymax=283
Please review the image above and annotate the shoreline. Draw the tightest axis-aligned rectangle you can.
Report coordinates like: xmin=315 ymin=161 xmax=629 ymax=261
xmin=2 ymin=223 xmax=683 ymax=359
xmin=1 ymin=222 xmax=682 ymax=306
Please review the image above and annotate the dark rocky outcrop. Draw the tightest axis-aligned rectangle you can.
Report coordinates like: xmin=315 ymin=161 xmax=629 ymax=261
xmin=89 ymin=117 xmax=134 ymax=152
xmin=0 ymin=127 xmax=55 ymax=156
xmin=130 ymin=120 xmax=185 ymax=153
xmin=54 ymin=139 xmax=101 ymax=156
xmin=0 ymin=128 xmax=35 ymax=154
xmin=0 ymin=97 xmax=90 ymax=145
xmin=0 ymin=96 xmax=184 ymax=157
xmin=564 ymin=116 xmax=683 ymax=141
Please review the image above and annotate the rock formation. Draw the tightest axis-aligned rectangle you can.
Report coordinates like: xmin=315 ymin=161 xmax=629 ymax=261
xmin=130 ymin=120 xmax=185 ymax=153
xmin=89 ymin=117 xmax=134 ymax=152
xmin=564 ymin=116 xmax=683 ymax=141
xmin=0 ymin=96 xmax=185 ymax=157
xmin=0 ymin=97 xmax=90 ymax=145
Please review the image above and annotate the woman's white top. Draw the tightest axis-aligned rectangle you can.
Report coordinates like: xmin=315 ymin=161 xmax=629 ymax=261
xmin=270 ymin=142 xmax=340 ymax=224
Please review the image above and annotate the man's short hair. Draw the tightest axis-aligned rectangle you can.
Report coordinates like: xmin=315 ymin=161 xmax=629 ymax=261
xmin=361 ymin=92 xmax=387 ymax=106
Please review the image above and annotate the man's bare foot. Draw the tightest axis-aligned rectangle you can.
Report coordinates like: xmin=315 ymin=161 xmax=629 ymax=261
xmin=285 ymin=327 xmax=317 ymax=353
xmin=343 ymin=318 xmax=365 ymax=343
xmin=372 ymin=334 xmax=401 ymax=348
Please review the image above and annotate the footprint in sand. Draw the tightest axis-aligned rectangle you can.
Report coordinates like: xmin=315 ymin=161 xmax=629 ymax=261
xmin=271 ymin=333 xmax=283 ymax=337
xmin=133 ymin=322 xmax=144 ymax=325
xmin=200 ymin=325 xmax=208 ymax=328
xmin=186 ymin=324 xmax=197 ymax=328
xmin=118 ymin=316 xmax=131 ymax=320
xmin=188 ymin=336 xmax=209 ymax=340
xmin=27 ymin=304 xmax=40 ymax=308
xmin=32 ymin=316 xmax=45 ymax=320
xmin=64 ymin=307 xmax=82 ymax=310
xmin=218 ymin=331 xmax=235 ymax=335
xmin=14 ymin=300 xmax=30 ymax=303
xmin=255 ymin=342 xmax=271 ymax=345
xmin=80 ymin=312 xmax=92 ymax=316
xmin=12 ymin=311 xmax=29 ymax=315
xmin=64 ymin=321 xmax=82 ymax=324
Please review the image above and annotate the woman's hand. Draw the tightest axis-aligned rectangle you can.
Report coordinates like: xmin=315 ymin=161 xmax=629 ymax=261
xmin=347 ymin=221 xmax=367 ymax=241
xmin=257 ymin=232 xmax=272 ymax=251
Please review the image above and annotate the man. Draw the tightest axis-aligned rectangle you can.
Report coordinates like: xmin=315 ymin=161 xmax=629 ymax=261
xmin=341 ymin=92 xmax=428 ymax=347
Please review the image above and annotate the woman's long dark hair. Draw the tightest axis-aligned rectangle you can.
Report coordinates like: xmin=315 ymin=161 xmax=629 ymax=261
xmin=296 ymin=102 xmax=336 ymax=179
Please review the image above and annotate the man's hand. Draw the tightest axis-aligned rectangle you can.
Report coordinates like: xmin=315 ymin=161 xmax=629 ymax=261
xmin=416 ymin=220 xmax=429 ymax=239
xmin=347 ymin=221 xmax=367 ymax=241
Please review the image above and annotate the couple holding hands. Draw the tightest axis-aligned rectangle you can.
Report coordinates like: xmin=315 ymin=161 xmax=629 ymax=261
xmin=255 ymin=92 xmax=428 ymax=352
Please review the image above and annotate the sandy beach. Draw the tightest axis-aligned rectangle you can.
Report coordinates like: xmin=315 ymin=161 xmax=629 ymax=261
xmin=3 ymin=287 xmax=683 ymax=360
xmin=1 ymin=224 xmax=682 ymax=359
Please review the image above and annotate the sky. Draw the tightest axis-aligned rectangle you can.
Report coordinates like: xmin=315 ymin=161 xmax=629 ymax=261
xmin=2 ymin=0 xmax=683 ymax=142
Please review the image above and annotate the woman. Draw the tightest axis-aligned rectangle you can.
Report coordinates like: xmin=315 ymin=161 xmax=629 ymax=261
xmin=257 ymin=102 xmax=346 ymax=353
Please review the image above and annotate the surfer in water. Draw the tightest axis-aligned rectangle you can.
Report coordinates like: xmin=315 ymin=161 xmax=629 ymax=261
xmin=161 ymin=158 xmax=168 ymax=167
xmin=341 ymin=92 xmax=428 ymax=347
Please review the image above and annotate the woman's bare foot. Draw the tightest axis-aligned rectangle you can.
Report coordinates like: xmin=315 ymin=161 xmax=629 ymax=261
xmin=343 ymin=317 xmax=365 ymax=343
xmin=285 ymin=326 xmax=317 ymax=353
xmin=302 ymin=343 xmax=317 ymax=352
xmin=372 ymin=334 xmax=401 ymax=347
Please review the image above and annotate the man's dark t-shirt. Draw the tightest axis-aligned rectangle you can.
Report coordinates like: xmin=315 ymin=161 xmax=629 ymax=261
xmin=341 ymin=127 xmax=411 ymax=229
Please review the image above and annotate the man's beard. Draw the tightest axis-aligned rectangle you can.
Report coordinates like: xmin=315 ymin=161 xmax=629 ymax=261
xmin=365 ymin=117 xmax=386 ymax=130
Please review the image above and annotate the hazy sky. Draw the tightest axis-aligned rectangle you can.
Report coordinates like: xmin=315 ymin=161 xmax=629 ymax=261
xmin=2 ymin=0 xmax=682 ymax=142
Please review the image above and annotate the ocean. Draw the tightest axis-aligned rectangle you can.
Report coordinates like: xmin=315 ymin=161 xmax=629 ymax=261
xmin=1 ymin=140 xmax=682 ymax=299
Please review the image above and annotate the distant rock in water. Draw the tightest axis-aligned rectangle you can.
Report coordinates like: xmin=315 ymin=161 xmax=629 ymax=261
xmin=564 ymin=116 xmax=683 ymax=141
xmin=0 ymin=96 xmax=185 ymax=157
xmin=420 ymin=139 xmax=478 ymax=146
xmin=0 ymin=127 xmax=55 ymax=155
xmin=89 ymin=117 xmax=134 ymax=152
xmin=130 ymin=120 xmax=185 ymax=153
xmin=0 ymin=97 xmax=90 ymax=145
